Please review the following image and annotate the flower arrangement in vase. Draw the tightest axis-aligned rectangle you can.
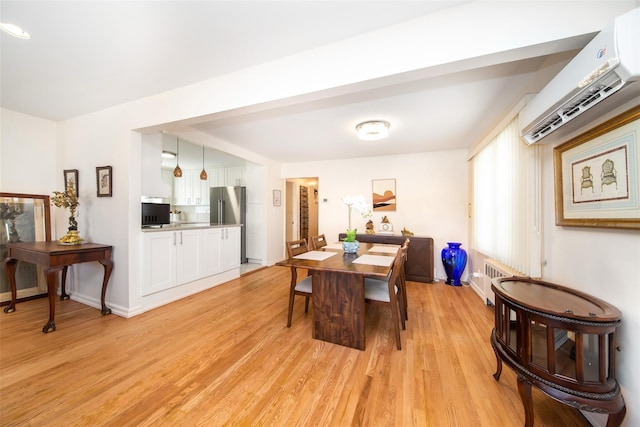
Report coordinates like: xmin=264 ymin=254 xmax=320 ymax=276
xmin=341 ymin=195 xmax=372 ymax=253
xmin=51 ymin=185 xmax=83 ymax=245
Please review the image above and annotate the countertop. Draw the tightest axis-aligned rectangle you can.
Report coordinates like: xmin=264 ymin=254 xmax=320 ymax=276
xmin=142 ymin=222 xmax=243 ymax=232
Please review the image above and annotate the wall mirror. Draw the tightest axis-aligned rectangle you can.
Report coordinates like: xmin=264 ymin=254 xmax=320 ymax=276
xmin=0 ymin=193 xmax=52 ymax=304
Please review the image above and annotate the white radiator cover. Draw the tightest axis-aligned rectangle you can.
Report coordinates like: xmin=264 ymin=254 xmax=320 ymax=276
xmin=483 ymin=259 xmax=524 ymax=306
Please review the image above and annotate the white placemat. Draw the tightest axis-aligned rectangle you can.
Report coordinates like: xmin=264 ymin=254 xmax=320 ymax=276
xmin=293 ymin=251 xmax=338 ymax=261
xmin=352 ymin=254 xmax=395 ymax=267
xmin=324 ymin=243 xmax=344 ymax=250
xmin=368 ymin=245 xmax=400 ymax=254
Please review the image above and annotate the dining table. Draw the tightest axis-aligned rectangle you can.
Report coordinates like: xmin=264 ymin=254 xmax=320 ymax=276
xmin=276 ymin=241 xmax=400 ymax=350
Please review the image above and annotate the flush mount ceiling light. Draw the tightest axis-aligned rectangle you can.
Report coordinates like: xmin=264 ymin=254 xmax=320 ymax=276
xmin=0 ymin=23 xmax=30 ymax=39
xmin=356 ymin=120 xmax=390 ymax=141
xmin=162 ymin=150 xmax=176 ymax=159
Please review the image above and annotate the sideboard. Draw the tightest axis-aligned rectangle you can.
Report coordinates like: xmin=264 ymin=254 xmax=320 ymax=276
xmin=491 ymin=277 xmax=625 ymax=427
xmin=338 ymin=233 xmax=433 ymax=283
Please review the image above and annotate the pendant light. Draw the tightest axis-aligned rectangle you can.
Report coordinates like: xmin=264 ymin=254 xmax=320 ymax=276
xmin=200 ymin=146 xmax=208 ymax=180
xmin=173 ymin=137 xmax=183 ymax=178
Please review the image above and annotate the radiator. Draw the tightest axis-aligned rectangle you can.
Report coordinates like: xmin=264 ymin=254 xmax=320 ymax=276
xmin=483 ymin=259 xmax=524 ymax=306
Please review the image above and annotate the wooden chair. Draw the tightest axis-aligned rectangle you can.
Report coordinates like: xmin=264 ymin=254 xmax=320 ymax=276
xmin=397 ymin=238 xmax=410 ymax=322
xmin=311 ymin=234 xmax=327 ymax=250
xmin=286 ymin=238 xmax=312 ymax=327
xmin=364 ymin=247 xmax=407 ymax=350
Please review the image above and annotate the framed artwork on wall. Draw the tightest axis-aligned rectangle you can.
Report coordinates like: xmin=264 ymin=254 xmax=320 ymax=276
xmin=372 ymin=179 xmax=396 ymax=211
xmin=96 ymin=166 xmax=112 ymax=197
xmin=63 ymin=169 xmax=78 ymax=196
xmin=554 ymin=105 xmax=640 ymax=230
xmin=0 ymin=193 xmax=52 ymax=304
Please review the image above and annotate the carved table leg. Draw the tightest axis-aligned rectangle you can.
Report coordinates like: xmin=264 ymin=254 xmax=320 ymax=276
xmin=98 ymin=258 xmax=113 ymax=315
xmin=42 ymin=266 xmax=64 ymax=333
xmin=3 ymin=257 xmax=18 ymax=313
xmin=60 ymin=265 xmax=70 ymax=300
xmin=606 ymin=405 xmax=627 ymax=427
xmin=517 ymin=374 xmax=534 ymax=427
xmin=493 ymin=349 xmax=503 ymax=381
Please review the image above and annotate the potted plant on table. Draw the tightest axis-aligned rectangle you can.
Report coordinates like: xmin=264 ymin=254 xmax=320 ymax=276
xmin=341 ymin=195 xmax=372 ymax=253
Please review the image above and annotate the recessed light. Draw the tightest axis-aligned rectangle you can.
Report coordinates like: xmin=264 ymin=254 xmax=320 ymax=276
xmin=0 ymin=23 xmax=30 ymax=39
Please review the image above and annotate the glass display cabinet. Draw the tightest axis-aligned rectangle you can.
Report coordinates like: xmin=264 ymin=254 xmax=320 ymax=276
xmin=490 ymin=277 xmax=625 ymax=427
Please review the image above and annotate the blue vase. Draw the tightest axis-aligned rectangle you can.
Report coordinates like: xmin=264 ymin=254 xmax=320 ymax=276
xmin=441 ymin=242 xmax=467 ymax=286
xmin=342 ymin=240 xmax=360 ymax=254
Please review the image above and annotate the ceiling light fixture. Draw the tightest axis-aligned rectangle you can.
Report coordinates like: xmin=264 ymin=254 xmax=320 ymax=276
xmin=173 ymin=138 xmax=183 ymax=178
xmin=162 ymin=150 xmax=176 ymax=159
xmin=200 ymin=146 xmax=208 ymax=180
xmin=0 ymin=23 xmax=30 ymax=39
xmin=356 ymin=120 xmax=390 ymax=141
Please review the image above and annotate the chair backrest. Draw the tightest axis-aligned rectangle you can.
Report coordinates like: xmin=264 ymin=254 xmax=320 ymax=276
xmin=386 ymin=247 xmax=405 ymax=293
xmin=311 ymin=234 xmax=327 ymax=250
xmin=286 ymin=238 xmax=309 ymax=258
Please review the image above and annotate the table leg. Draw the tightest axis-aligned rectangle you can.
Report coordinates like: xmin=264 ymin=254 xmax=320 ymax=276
xmin=42 ymin=266 xmax=64 ymax=333
xmin=312 ymin=270 xmax=365 ymax=350
xmin=3 ymin=257 xmax=18 ymax=313
xmin=98 ymin=258 xmax=113 ymax=315
xmin=60 ymin=265 xmax=70 ymax=300
xmin=517 ymin=374 xmax=534 ymax=427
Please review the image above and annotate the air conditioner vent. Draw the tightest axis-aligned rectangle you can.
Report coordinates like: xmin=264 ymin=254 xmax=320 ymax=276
xmin=524 ymin=74 xmax=624 ymax=144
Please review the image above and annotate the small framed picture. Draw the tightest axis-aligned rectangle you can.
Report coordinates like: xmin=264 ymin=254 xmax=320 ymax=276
xmin=96 ymin=166 xmax=112 ymax=197
xmin=63 ymin=169 xmax=79 ymax=196
xmin=273 ymin=189 xmax=281 ymax=206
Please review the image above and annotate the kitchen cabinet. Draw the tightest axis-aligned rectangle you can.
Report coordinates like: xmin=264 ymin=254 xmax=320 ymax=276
xmin=207 ymin=166 xmax=245 ymax=188
xmin=220 ymin=227 xmax=241 ymax=271
xmin=142 ymin=226 xmax=241 ymax=296
xmin=174 ymin=170 xmax=209 ymax=205
xmin=142 ymin=229 xmax=202 ymax=295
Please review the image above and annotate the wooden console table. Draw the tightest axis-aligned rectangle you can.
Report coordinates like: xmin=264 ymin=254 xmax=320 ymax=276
xmin=3 ymin=241 xmax=113 ymax=333
xmin=491 ymin=277 xmax=625 ymax=427
xmin=338 ymin=233 xmax=433 ymax=282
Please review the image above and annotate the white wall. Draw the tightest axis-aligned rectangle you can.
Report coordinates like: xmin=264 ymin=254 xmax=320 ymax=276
xmin=0 ymin=109 xmax=57 ymax=196
xmin=282 ymin=149 xmax=469 ymax=281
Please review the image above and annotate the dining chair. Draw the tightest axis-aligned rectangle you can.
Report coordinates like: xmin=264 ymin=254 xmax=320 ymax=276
xmin=286 ymin=238 xmax=312 ymax=327
xmin=398 ymin=238 xmax=410 ymax=322
xmin=311 ymin=234 xmax=327 ymax=250
xmin=364 ymin=247 xmax=407 ymax=350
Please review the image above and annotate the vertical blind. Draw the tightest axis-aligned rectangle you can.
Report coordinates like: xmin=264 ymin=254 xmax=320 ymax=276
xmin=472 ymin=117 xmax=541 ymax=277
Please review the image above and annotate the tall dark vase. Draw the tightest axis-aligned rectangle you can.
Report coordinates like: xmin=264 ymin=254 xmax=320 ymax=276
xmin=441 ymin=242 xmax=467 ymax=286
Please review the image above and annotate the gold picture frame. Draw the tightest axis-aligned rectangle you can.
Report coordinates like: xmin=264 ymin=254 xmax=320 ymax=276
xmin=0 ymin=193 xmax=52 ymax=304
xmin=372 ymin=179 xmax=396 ymax=211
xmin=553 ymin=105 xmax=640 ymax=230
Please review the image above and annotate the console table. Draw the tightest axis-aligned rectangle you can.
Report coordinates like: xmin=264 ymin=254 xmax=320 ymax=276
xmin=3 ymin=241 xmax=113 ymax=333
xmin=338 ymin=233 xmax=433 ymax=282
xmin=491 ymin=277 xmax=625 ymax=427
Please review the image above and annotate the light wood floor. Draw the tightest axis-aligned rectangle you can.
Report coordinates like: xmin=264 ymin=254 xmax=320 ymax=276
xmin=0 ymin=266 xmax=588 ymax=426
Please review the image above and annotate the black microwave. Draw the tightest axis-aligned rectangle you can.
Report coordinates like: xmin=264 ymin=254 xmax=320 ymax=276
xmin=142 ymin=203 xmax=171 ymax=227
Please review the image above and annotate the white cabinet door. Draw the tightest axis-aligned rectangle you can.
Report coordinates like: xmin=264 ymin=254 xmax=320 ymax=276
xmin=225 ymin=166 xmax=245 ymax=186
xmin=173 ymin=171 xmax=192 ymax=205
xmin=202 ymin=227 xmax=222 ymax=276
xmin=176 ymin=229 xmax=202 ymax=284
xmin=221 ymin=227 xmax=241 ymax=272
xmin=143 ymin=231 xmax=177 ymax=296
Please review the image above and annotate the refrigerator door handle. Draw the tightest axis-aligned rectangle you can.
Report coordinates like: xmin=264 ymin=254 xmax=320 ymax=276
xmin=217 ymin=199 xmax=225 ymax=225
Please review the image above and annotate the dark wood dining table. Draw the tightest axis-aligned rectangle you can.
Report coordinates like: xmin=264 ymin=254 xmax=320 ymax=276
xmin=276 ymin=241 xmax=399 ymax=350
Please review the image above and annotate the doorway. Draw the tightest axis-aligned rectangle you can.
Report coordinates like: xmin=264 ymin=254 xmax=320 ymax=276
xmin=285 ymin=178 xmax=319 ymax=243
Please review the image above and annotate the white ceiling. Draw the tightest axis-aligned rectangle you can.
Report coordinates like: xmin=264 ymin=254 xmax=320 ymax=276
xmin=1 ymin=1 xmax=606 ymax=165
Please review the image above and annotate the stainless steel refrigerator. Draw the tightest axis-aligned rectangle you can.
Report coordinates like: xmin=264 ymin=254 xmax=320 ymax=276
xmin=210 ymin=186 xmax=247 ymax=264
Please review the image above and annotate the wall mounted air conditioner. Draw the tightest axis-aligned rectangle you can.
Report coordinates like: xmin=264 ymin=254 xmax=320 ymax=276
xmin=520 ymin=7 xmax=640 ymax=145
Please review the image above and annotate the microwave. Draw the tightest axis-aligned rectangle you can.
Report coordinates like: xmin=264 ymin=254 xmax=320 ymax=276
xmin=141 ymin=202 xmax=171 ymax=227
